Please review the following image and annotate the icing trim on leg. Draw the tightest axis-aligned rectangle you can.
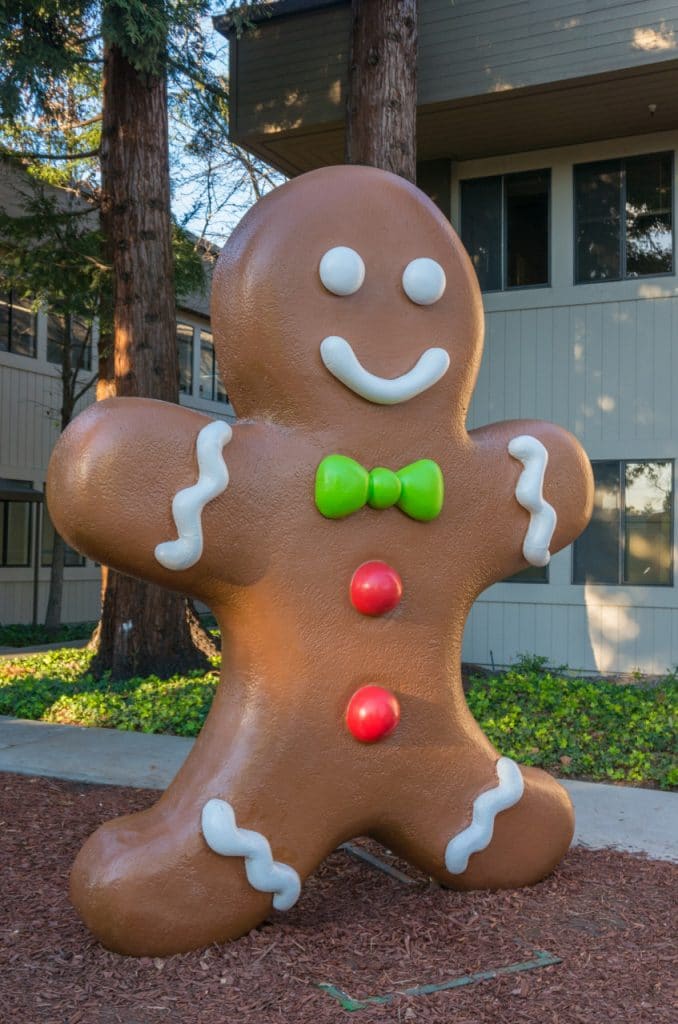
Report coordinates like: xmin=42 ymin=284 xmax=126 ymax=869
xmin=155 ymin=420 xmax=232 ymax=571
xmin=507 ymin=435 xmax=556 ymax=567
xmin=201 ymin=798 xmax=302 ymax=911
xmin=444 ymin=758 xmax=524 ymax=875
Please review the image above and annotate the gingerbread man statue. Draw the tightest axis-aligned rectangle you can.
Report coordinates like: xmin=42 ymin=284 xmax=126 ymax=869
xmin=47 ymin=165 xmax=593 ymax=956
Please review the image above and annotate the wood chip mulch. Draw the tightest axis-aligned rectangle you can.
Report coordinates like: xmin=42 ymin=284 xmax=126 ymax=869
xmin=1 ymin=773 xmax=675 ymax=1024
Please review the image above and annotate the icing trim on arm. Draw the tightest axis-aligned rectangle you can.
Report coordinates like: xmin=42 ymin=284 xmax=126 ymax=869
xmin=201 ymin=799 xmax=302 ymax=911
xmin=508 ymin=434 xmax=557 ymax=568
xmin=154 ymin=419 xmax=232 ymax=571
xmin=320 ymin=335 xmax=450 ymax=405
xmin=444 ymin=757 xmax=524 ymax=875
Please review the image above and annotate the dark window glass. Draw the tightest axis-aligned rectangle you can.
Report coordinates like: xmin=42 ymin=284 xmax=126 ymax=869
xmin=199 ymin=329 xmax=229 ymax=404
xmin=625 ymin=153 xmax=673 ymax=278
xmin=574 ymin=161 xmax=622 ymax=282
xmin=505 ymin=170 xmax=549 ymax=287
xmin=0 ymin=292 xmax=36 ymax=357
xmin=461 ymin=171 xmax=549 ymax=291
xmin=47 ymin=314 xmax=92 ymax=370
xmin=0 ymin=479 xmax=33 ymax=567
xmin=460 ymin=176 xmax=501 ymax=291
xmin=575 ymin=153 xmax=673 ymax=282
xmin=573 ymin=462 xmax=620 ymax=584
xmin=573 ymin=460 xmax=673 ymax=585
xmin=177 ymin=321 xmax=193 ymax=394
xmin=505 ymin=565 xmax=549 ymax=583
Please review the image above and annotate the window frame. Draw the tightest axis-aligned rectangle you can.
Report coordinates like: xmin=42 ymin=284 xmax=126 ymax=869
xmin=571 ymin=458 xmax=675 ymax=588
xmin=46 ymin=311 xmax=94 ymax=372
xmin=0 ymin=289 xmax=37 ymax=359
xmin=0 ymin=480 xmax=34 ymax=568
xmin=176 ymin=319 xmax=195 ymax=396
xmin=573 ymin=151 xmax=675 ymax=285
xmin=460 ymin=168 xmax=552 ymax=293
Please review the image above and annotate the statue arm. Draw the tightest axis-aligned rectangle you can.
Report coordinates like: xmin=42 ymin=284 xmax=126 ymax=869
xmin=467 ymin=419 xmax=594 ymax=587
xmin=46 ymin=397 xmax=245 ymax=602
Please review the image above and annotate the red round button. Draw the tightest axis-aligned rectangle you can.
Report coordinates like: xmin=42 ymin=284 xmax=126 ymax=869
xmin=346 ymin=685 xmax=400 ymax=743
xmin=350 ymin=561 xmax=402 ymax=616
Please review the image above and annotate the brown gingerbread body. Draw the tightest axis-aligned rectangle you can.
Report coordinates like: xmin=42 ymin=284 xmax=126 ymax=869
xmin=47 ymin=166 xmax=593 ymax=956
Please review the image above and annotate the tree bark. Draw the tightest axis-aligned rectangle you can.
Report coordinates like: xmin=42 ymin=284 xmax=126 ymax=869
xmin=345 ymin=0 xmax=417 ymax=181
xmin=92 ymin=39 xmax=216 ymax=679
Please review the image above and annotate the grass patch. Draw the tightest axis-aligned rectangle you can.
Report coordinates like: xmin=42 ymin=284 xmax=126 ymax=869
xmin=0 ymin=649 xmax=675 ymax=788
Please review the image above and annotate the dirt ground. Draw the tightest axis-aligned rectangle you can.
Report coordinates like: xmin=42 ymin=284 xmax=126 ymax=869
xmin=0 ymin=773 xmax=675 ymax=1024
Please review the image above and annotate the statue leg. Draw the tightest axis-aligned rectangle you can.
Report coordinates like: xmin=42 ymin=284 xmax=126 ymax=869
xmin=69 ymin=695 xmax=348 ymax=956
xmin=376 ymin=755 xmax=574 ymax=890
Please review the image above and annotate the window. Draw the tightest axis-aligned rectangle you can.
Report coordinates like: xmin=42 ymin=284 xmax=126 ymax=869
xmin=0 ymin=291 xmax=36 ymax=357
xmin=199 ymin=329 xmax=229 ymax=404
xmin=461 ymin=170 xmax=550 ymax=291
xmin=573 ymin=460 xmax=673 ymax=585
xmin=47 ymin=313 xmax=92 ymax=370
xmin=177 ymin=321 xmax=194 ymax=395
xmin=574 ymin=152 xmax=673 ymax=282
xmin=0 ymin=479 xmax=33 ymax=567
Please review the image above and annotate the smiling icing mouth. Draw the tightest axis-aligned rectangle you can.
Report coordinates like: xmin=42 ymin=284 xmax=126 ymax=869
xmin=320 ymin=336 xmax=450 ymax=405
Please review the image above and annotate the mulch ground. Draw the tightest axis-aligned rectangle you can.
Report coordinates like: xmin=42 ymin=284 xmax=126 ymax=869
xmin=1 ymin=774 xmax=675 ymax=1024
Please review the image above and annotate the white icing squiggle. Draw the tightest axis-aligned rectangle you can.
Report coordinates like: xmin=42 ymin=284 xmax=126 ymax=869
xmin=444 ymin=757 xmax=524 ymax=874
xmin=201 ymin=799 xmax=301 ymax=911
xmin=320 ymin=335 xmax=450 ymax=405
xmin=508 ymin=435 xmax=557 ymax=567
xmin=155 ymin=420 xmax=232 ymax=571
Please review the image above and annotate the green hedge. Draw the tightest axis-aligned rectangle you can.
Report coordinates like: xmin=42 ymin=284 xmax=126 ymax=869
xmin=0 ymin=622 xmax=96 ymax=648
xmin=0 ymin=649 xmax=675 ymax=788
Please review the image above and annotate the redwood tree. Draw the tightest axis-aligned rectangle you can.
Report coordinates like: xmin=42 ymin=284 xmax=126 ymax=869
xmin=345 ymin=0 xmax=418 ymax=181
xmin=90 ymin=12 xmax=215 ymax=679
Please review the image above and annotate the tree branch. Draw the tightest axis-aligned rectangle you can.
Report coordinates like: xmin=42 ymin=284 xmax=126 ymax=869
xmin=0 ymin=147 xmax=100 ymax=161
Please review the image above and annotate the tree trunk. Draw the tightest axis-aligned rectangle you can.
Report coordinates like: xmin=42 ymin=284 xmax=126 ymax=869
xmin=44 ymin=530 xmax=65 ymax=634
xmin=92 ymin=39 xmax=216 ymax=679
xmin=345 ymin=0 xmax=417 ymax=181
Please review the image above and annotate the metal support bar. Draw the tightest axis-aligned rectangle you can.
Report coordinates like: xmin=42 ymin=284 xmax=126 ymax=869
xmin=317 ymin=949 xmax=562 ymax=1011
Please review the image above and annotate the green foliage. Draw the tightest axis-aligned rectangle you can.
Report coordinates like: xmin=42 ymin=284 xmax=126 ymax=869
xmin=0 ymin=1 xmax=100 ymax=125
xmin=467 ymin=666 xmax=677 ymax=791
xmin=0 ymin=621 xmax=95 ymax=647
xmin=0 ymin=649 xmax=675 ymax=788
xmin=0 ymin=648 xmax=219 ymax=736
xmin=0 ymin=177 xmax=106 ymax=322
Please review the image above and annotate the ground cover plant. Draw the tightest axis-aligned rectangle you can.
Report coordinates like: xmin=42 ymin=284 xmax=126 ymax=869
xmin=0 ymin=649 xmax=675 ymax=788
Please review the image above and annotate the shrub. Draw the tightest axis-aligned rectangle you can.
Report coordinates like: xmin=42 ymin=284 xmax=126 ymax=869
xmin=467 ymin=665 xmax=677 ymax=790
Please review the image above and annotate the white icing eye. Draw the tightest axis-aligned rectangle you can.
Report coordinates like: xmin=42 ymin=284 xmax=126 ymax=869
xmin=319 ymin=246 xmax=365 ymax=296
xmin=402 ymin=257 xmax=446 ymax=305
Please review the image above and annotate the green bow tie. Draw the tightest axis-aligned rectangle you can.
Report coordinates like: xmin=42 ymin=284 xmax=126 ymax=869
xmin=315 ymin=454 xmax=444 ymax=521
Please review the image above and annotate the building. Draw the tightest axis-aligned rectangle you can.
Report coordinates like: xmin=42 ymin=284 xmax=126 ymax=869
xmin=215 ymin=0 xmax=678 ymax=674
xmin=0 ymin=161 xmax=234 ymax=626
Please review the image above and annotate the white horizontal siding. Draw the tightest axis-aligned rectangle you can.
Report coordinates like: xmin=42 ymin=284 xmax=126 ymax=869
xmin=235 ymin=0 xmax=678 ymax=137
xmin=463 ymin=596 xmax=678 ymax=675
xmin=0 ymin=578 xmax=101 ymax=626
xmin=469 ymin=296 xmax=678 ymax=444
